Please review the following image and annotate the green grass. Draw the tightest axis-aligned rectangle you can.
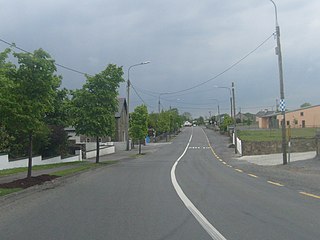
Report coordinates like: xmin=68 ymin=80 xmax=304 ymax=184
xmin=0 ymin=161 xmax=84 ymax=177
xmin=51 ymin=161 xmax=117 ymax=177
xmin=237 ymin=128 xmax=318 ymax=142
xmin=51 ymin=165 xmax=93 ymax=177
xmin=0 ymin=188 xmax=22 ymax=196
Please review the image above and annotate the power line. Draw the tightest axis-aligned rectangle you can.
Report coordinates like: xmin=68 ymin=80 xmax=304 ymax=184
xmin=130 ymin=82 xmax=154 ymax=109
xmin=136 ymin=32 xmax=275 ymax=96
xmin=0 ymin=37 xmax=92 ymax=76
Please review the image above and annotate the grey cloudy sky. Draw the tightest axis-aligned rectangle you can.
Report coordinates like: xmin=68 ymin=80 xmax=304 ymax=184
xmin=1 ymin=0 xmax=319 ymax=118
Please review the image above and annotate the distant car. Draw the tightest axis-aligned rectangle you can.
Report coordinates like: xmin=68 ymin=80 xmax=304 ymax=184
xmin=184 ymin=121 xmax=192 ymax=127
xmin=193 ymin=124 xmax=196 ymax=127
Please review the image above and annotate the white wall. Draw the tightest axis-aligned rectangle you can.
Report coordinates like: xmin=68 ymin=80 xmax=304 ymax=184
xmin=237 ymin=137 xmax=242 ymax=156
xmin=114 ymin=141 xmax=129 ymax=151
xmin=0 ymin=151 xmax=82 ymax=170
xmin=85 ymin=146 xmax=115 ymax=159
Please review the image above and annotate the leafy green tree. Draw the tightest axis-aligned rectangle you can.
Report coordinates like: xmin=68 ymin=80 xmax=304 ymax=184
xmin=220 ymin=115 xmax=234 ymax=132
xmin=195 ymin=116 xmax=205 ymax=125
xmin=0 ymin=49 xmax=17 ymax=128
xmin=157 ymin=110 xmax=170 ymax=141
xmin=181 ymin=112 xmax=192 ymax=122
xmin=130 ymin=105 xmax=148 ymax=154
xmin=42 ymin=88 xmax=72 ymax=158
xmin=168 ymin=108 xmax=182 ymax=134
xmin=3 ymin=49 xmax=61 ymax=178
xmin=148 ymin=112 xmax=158 ymax=129
xmin=71 ymin=64 xmax=124 ymax=163
xmin=300 ymin=102 xmax=311 ymax=108
xmin=0 ymin=126 xmax=12 ymax=153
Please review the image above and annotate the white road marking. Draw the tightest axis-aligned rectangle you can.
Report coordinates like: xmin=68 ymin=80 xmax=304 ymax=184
xmin=171 ymin=130 xmax=227 ymax=240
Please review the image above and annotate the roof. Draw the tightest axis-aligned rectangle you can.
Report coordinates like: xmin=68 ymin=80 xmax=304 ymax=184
xmin=285 ymin=104 xmax=320 ymax=114
xmin=115 ymin=98 xmax=127 ymax=118
xmin=256 ymin=110 xmax=276 ymax=118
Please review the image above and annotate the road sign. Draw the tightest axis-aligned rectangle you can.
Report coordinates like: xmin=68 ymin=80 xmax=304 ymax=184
xmin=279 ymin=99 xmax=286 ymax=112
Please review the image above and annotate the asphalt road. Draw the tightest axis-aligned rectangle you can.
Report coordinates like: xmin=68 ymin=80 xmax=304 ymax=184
xmin=0 ymin=127 xmax=319 ymax=240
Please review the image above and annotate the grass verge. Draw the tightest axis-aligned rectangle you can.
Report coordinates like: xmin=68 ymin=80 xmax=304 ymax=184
xmin=50 ymin=161 xmax=117 ymax=177
xmin=0 ymin=188 xmax=22 ymax=196
xmin=0 ymin=161 xmax=85 ymax=177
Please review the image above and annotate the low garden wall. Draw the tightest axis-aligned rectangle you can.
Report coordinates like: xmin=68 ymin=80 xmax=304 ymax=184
xmin=84 ymin=146 xmax=115 ymax=159
xmin=239 ymin=138 xmax=316 ymax=156
xmin=0 ymin=151 xmax=82 ymax=170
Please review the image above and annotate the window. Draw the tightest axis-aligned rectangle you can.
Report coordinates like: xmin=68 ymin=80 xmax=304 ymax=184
xmin=286 ymin=121 xmax=290 ymax=126
xmin=86 ymin=138 xmax=90 ymax=142
xmin=302 ymin=120 xmax=306 ymax=128
xmin=300 ymin=112 xmax=304 ymax=116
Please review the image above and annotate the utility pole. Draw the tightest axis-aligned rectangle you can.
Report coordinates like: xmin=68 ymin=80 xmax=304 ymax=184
xmin=270 ymin=0 xmax=287 ymax=164
xmin=232 ymin=82 xmax=237 ymax=154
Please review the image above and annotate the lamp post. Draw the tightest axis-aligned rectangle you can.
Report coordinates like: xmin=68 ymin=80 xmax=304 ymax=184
xmin=270 ymin=0 xmax=287 ymax=165
xmin=126 ymin=61 xmax=150 ymax=151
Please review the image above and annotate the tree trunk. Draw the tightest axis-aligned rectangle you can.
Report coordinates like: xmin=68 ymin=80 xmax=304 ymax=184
xmin=138 ymin=139 xmax=142 ymax=154
xmin=27 ymin=133 xmax=33 ymax=179
xmin=96 ymin=136 xmax=100 ymax=163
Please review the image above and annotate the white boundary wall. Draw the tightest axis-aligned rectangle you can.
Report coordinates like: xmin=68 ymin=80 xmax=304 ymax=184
xmin=0 ymin=151 xmax=82 ymax=170
xmin=85 ymin=146 xmax=115 ymax=159
xmin=236 ymin=137 xmax=242 ymax=156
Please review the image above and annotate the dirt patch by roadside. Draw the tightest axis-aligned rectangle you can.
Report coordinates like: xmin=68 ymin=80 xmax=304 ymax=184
xmin=0 ymin=174 xmax=59 ymax=189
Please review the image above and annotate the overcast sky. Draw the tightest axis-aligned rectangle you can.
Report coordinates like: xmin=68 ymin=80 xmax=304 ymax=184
xmin=1 ymin=0 xmax=319 ymax=118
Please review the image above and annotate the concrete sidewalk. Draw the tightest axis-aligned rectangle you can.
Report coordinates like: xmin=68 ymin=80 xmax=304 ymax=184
xmin=0 ymin=142 xmax=171 ymax=185
xmin=239 ymin=151 xmax=317 ymax=166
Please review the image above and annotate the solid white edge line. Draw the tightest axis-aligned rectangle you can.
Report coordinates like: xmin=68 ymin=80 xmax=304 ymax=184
xmin=170 ymin=129 xmax=227 ymax=240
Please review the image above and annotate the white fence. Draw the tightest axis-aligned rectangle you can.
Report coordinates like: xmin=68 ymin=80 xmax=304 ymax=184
xmin=0 ymin=151 xmax=82 ymax=170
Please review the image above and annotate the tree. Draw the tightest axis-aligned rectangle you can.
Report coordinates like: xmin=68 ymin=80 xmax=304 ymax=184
xmin=71 ymin=64 xmax=124 ymax=163
xmin=220 ymin=115 xmax=234 ymax=132
xmin=300 ymin=102 xmax=311 ymax=108
xmin=43 ymin=88 xmax=72 ymax=158
xmin=168 ymin=108 xmax=182 ymax=134
xmin=4 ymin=49 xmax=61 ymax=178
xmin=181 ymin=112 xmax=192 ymax=122
xmin=130 ymin=105 xmax=148 ymax=154
xmin=195 ymin=116 xmax=205 ymax=125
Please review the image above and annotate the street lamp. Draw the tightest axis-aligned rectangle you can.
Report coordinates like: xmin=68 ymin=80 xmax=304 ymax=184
xmin=270 ymin=0 xmax=287 ymax=165
xmin=126 ymin=61 xmax=150 ymax=151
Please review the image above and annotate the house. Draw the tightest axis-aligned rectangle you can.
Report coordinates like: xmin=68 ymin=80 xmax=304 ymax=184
xmin=256 ymin=110 xmax=278 ymax=129
xmin=114 ymin=98 xmax=128 ymax=141
xmin=67 ymin=97 xmax=128 ymax=143
xmin=277 ymin=105 xmax=320 ymax=128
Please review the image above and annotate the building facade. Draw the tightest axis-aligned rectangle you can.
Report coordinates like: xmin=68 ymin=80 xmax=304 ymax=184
xmin=277 ymin=105 xmax=320 ymax=128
